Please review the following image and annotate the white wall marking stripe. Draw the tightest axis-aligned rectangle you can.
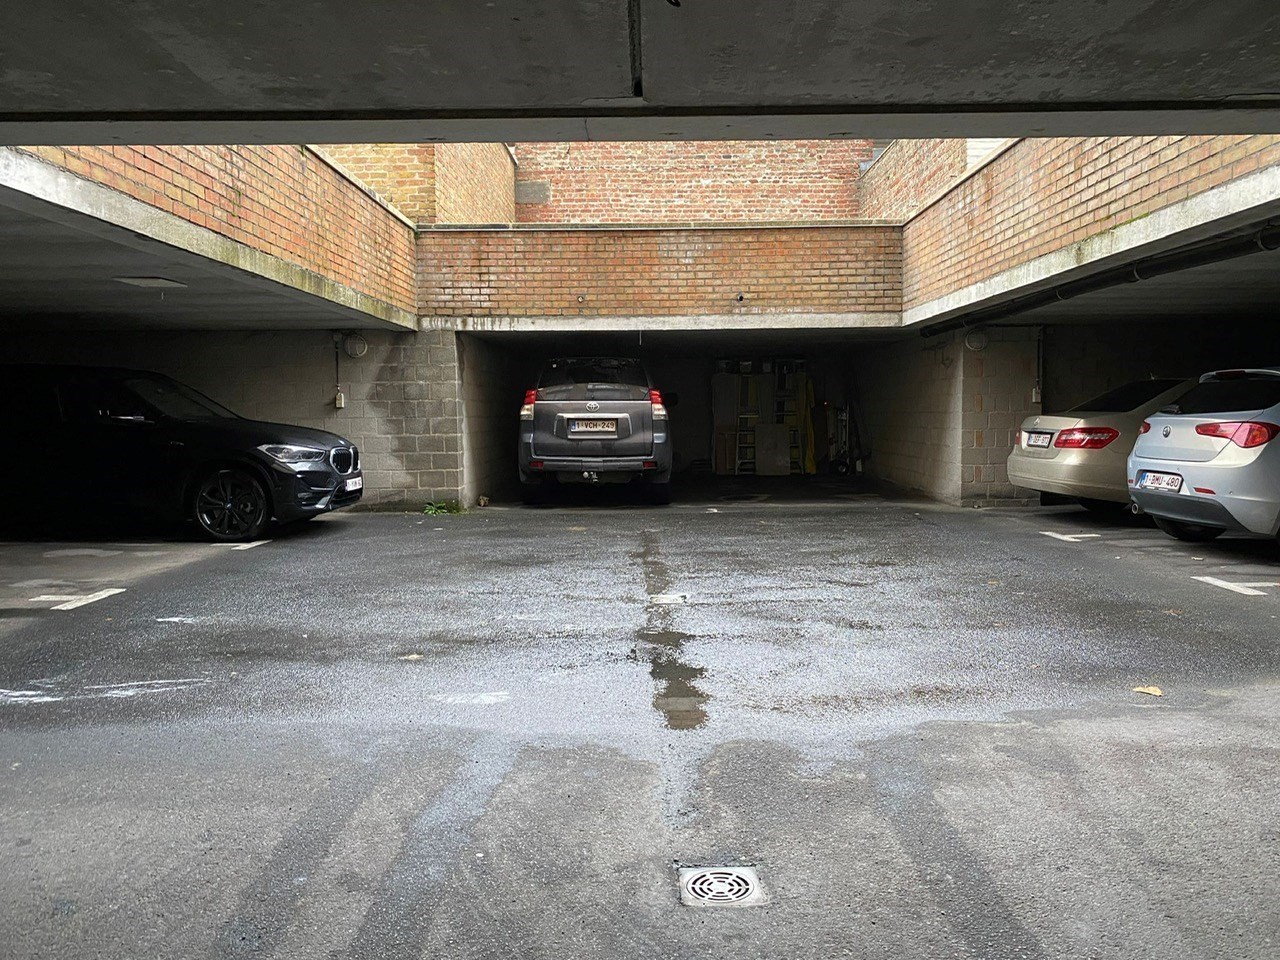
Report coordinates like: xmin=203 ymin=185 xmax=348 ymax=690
xmin=1192 ymin=576 xmax=1268 ymax=596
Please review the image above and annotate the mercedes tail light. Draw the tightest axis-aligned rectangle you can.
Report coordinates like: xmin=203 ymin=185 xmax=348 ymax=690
xmin=649 ymin=388 xmax=668 ymax=420
xmin=520 ymin=388 xmax=537 ymax=421
xmin=1054 ymin=427 xmax=1119 ymax=449
xmin=1195 ymin=421 xmax=1280 ymax=449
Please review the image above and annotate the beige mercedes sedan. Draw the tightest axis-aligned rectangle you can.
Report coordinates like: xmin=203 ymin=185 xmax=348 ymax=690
xmin=1008 ymin=378 xmax=1195 ymax=511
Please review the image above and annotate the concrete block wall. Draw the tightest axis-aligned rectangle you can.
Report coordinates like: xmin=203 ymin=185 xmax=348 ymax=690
xmin=15 ymin=145 xmax=417 ymax=312
xmin=959 ymin=328 xmax=1041 ymax=504
xmin=512 ymin=141 xmax=871 ymax=223
xmin=418 ymin=226 xmax=902 ymax=321
xmin=9 ymin=330 xmax=465 ymax=507
xmin=854 ymin=335 xmax=964 ymax=503
xmin=458 ymin=333 xmax=523 ymax=506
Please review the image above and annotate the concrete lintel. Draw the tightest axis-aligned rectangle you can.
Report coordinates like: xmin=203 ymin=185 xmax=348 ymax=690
xmin=7 ymin=107 xmax=1280 ymax=146
xmin=0 ymin=147 xmax=418 ymax=331
xmin=904 ymin=161 xmax=1280 ymax=328
xmin=424 ymin=312 xmax=902 ymax=333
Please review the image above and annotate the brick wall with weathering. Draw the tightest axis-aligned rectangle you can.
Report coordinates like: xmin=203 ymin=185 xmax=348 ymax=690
xmin=903 ymin=135 xmax=1280 ymax=314
xmin=322 ymin=142 xmax=515 ymax=224
xmin=6 ymin=329 xmax=465 ymax=506
xmin=857 ymin=139 xmax=969 ymax=222
xmin=417 ymin=226 xmax=901 ymax=320
xmin=320 ymin=143 xmax=437 ymax=224
xmin=434 ymin=144 xmax=516 ymax=224
xmin=513 ymin=141 xmax=871 ymax=224
xmin=19 ymin=144 xmax=417 ymax=312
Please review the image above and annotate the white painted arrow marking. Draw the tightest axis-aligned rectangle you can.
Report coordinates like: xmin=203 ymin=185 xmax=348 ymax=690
xmin=28 ymin=588 xmax=126 ymax=610
xmin=1192 ymin=576 xmax=1279 ymax=596
xmin=1040 ymin=532 xmax=1103 ymax=543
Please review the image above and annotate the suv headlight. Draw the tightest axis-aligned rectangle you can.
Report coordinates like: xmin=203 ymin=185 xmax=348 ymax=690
xmin=258 ymin=443 xmax=326 ymax=463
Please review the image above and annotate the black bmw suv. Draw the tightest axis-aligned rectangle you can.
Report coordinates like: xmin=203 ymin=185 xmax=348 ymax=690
xmin=9 ymin=364 xmax=363 ymax=541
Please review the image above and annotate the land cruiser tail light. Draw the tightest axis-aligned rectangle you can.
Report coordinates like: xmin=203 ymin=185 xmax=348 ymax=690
xmin=520 ymin=388 xmax=537 ymax=421
xmin=649 ymin=388 xmax=668 ymax=420
xmin=1054 ymin=427 xmax=1119 ymax=449
xmin=1195 ymin=421 xmax=1280 ymax=448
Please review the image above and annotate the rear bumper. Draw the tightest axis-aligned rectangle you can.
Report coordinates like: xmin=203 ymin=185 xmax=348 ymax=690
xmin=1006 ymin=451 xmax=1128 ymax=502
xmin=1127 ymin=455 xmax=1280 ymax=537
xmin=519 ymin=444 xmax=672 ymax=485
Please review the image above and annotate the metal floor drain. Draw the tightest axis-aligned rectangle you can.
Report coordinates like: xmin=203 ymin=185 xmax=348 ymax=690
xmin=678 ymin=867 xmax=765 ymax=907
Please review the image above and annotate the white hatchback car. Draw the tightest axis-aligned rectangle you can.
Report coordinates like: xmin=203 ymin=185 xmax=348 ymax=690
xmin=1128 ymin=368 xmax=1280 ymax=542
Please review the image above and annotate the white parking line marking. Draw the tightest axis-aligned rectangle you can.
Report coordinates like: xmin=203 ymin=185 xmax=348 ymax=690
xmin=1192 ymin=576 xmax=1279 ymax=596
xmin=1040 ymin=532 xmax=1103 ymax=543
xmin=28 ymin=588 xmax=127 ymax=610
xmin=650 ymin=593 xmax=689 ymax=605
xmin=231 ymin=540 xmax=271 ymax=551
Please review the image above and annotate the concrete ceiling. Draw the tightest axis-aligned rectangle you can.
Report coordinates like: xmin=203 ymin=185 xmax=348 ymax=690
xmin=0 ymin=194 xmax=399 ymax=330
xmin=1004 ymin=244 xmax=1280 ymax=326
xmin=2 ymin=1 xmax=1279 ymax=143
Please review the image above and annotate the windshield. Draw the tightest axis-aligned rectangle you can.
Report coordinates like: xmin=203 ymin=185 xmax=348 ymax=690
xmin=123 ymin=375 xmax=239 ymax=420
xmin=1172 ymin=375 xmax=1280 ymax=415
xmin=1069 ymin=379 xmax=1187 ymax=413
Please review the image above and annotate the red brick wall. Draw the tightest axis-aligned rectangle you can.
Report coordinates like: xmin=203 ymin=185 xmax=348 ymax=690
xmin=320 ymin=143 xmax=436 ymax=223
xmin=434 ymin=144 xmax=515 ymax=224
xmin=418 ymin=226 xmax=900 ymax=318
xmin=859 ymin=140 xmax=968 ymax=222
xmin=513 ymin=141 xmax=871 ymax=224
xmin=904 ymin=135 xmax=1280 ymax=311
xmin=20 ymin=144 xmax=417 ymax=312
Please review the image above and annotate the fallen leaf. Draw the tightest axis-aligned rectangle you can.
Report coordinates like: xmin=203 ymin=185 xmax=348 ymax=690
xmin=1132 ymin=685 xmax=1163 ymax=697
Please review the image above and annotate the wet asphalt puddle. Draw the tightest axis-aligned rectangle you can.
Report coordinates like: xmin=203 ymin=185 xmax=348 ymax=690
xmin=631 ymin=530 xmax=709 ymax=731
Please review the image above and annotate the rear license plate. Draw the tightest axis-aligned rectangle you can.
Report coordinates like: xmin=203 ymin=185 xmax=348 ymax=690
xmin=1026 ymin=431 xmax=1053 ymax=448
xmin=1139 ymin=471 xmax=1182 ymax=492
xmin=344 ymin=476 xmax=363 ymax=492
xmin=571 ymin=419 xmax=616 ymax=432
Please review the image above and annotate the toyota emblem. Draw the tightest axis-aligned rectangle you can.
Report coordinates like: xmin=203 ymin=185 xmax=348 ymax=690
xmin=1162 ymin=426 xmax=1172 ymax=438
xmin=586 ymin=401 xmax=600 ymax=412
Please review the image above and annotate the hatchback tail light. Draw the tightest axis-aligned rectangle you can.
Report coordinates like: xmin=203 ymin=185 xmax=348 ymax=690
xmin=649 ymin=387 xmax=668 ymax=420
xmin=1195 ymin=421 xmax=1280 ymax=448
xmin=520 ymin=388 xmax=537 ymax=421
xmin=1054 ymin=427 xmax=1119 ymax=449
xmin=1139 ymin=421 xmax=1152 ymax=434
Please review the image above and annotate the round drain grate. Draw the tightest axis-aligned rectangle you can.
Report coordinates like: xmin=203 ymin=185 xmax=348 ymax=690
xmin=682 ymin=868 xmax=758 ymax=905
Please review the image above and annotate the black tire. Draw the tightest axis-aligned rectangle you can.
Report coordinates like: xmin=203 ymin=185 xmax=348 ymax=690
xmin=1152 ymin=515 xmax=1224 ymax=543
xmin=192 ymin=468 xmax=270 ymax=542
xmin=647 ymin=482 xmax=672 ymax=506
xmin=1078 ymin=497 xmax=1128 ymax=514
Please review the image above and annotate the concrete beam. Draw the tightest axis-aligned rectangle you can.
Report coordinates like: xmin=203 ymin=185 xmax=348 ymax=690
xmin=424 ymin=313 xmax=902 ymax=333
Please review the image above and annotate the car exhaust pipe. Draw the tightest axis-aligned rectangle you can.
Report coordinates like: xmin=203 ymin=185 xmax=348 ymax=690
xmin=1130 ymin=501 xmax=1144 ymax=516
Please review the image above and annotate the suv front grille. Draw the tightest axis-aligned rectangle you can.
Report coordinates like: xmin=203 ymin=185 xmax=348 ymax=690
xmin=331 ymin=446 xmax=355 ymax=474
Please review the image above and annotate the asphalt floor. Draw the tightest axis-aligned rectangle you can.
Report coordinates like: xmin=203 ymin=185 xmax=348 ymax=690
xmin=2 ymin=489 xmax=1278 ymax=959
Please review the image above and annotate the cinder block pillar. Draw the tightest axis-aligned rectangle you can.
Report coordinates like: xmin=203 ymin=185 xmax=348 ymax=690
xmin=958 ymin=327 xmax=1041 ymax=505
